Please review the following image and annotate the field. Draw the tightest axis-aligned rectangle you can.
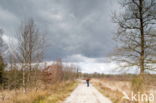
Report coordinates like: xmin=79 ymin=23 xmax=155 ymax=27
xmin=92 ymin=74 xmax=156 ymax=103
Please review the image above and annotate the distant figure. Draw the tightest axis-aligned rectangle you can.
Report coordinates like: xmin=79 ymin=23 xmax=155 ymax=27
xmin=86 ymin=78 xmax=90 ymax=87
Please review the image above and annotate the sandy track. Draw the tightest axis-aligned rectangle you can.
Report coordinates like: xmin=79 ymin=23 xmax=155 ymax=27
xmin=63 ymin=81 xmax=112 ymax=103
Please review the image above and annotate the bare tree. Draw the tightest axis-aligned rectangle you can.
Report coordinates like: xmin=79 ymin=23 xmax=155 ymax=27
xmin=0 ymin=29 xmax=4 ymax=53
xmin=16 ymin=19 xmax=46 ymax=92
xmin=0 ymin=29 xmax=8 ymax=55
xmin=113 ymin=0 xmax=156 ymax=74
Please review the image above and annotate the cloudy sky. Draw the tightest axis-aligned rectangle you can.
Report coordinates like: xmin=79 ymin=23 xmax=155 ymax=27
xmin=0 ymin=0 xmax=122 ymax=73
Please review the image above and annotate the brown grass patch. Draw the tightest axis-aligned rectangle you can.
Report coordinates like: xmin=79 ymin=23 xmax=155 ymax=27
xmin=92 ymin=75 xmax=156 ymax=103
xmin=92 ymin=79 xmax=130 ymax=103
xmin=0 ymin=81 xmax=78 ymax=103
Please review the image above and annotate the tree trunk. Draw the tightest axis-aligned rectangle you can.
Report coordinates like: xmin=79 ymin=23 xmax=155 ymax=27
xmin=139 ymin=0 xmax=145 ymax=74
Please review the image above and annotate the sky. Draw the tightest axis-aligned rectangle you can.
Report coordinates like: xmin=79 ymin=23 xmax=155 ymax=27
xmin=0 ymin=0 xmax=123 ymax=73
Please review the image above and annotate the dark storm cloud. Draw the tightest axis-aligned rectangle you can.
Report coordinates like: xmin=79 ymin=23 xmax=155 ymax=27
xmin=0 ymin=0 xmax=119 ymax=61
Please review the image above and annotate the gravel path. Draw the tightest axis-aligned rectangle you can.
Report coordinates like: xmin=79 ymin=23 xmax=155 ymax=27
xmin=63 ymin=81 xmax=112 ymax=103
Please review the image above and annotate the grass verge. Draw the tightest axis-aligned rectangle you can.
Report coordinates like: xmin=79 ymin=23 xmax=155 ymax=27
xmin=92 ymin=80 xmax=130 ymax=103
xmin=1 ymin=81 xmax=78 ymax=103
xmin=33 ymin=81 xmax=78 ymax=103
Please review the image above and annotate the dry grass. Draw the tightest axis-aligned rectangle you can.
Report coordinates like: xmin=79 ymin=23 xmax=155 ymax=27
xmin=92 ymin=74 xmax=156 ymax=103
xmin=0 ymin=81 xmax=78 ymax=103
xmin=35 ymin=81 xmax=78 ymax=103
xmin=92 ymin=79 xmax=130 ymax=103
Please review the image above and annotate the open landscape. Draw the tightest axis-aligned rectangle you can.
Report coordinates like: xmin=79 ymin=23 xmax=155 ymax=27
xmin=92 ymin=75 xmax=156 ymax=103
xmin=1 ymin=74 xmax=156 ymax=103
xmin=0 ymin=0 xmax=156 ymax=103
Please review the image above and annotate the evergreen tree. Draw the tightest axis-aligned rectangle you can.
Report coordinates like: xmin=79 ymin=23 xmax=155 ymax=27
xmin=0 ymin=55 xmax=5 ymax=85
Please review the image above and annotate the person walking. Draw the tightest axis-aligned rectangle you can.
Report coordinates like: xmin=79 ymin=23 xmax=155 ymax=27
xmin=86 ymin=78 xmax=90 ymax=87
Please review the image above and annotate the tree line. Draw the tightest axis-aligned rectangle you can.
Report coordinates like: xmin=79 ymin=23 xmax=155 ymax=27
xmin=0 ymin=19 xmax=79 ymax=93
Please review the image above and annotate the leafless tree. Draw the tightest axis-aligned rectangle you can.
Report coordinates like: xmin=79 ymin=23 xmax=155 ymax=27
xmin=113 ymin=0 xmax=156 ymax=74
xmin=0 ymin=29 xmax=8 ymax=56
xmin=0 ymin=29 xmax=4 ymax=53
xmin=16 ymin=19 xmax=46 ymax=92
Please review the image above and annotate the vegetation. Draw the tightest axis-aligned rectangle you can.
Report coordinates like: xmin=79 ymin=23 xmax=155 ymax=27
xmin=0 ymin=59 xmax=79 ymax=103
xmin=91 ymin=74 xmax=156 ymax=103
xmin=113 ymin=0 xmax=156 ymax=74
xmin=0 ymin=0 xmax=156 ymax=103
xmin=0 ymin=81 xmax=78 ymax=103
xmin=0 ymin=55 xmax=6 ymax=87
xmin=113 ymin=0 xmax=156 ymax=102
xmin=0 ymin=19 xmax=79 ymax=103
xmin=0 ymin=29 xmax=7 ymax=89
xmin=34 ymin=81 xmax=78 ymax=103
xmin=92 ymin=80 xmax=129 ymax=103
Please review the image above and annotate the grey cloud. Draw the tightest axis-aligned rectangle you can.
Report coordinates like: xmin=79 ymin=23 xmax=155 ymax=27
xmin=0 ymin=0 xmax=119 ymax=61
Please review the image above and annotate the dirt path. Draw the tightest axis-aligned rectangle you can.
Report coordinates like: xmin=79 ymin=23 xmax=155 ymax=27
xmin=63 ymin=81 xmax=112 ymax=103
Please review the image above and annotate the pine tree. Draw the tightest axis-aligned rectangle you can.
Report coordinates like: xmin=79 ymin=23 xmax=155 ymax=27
xmin=0 ymin=55 xmax=5 ymax=85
